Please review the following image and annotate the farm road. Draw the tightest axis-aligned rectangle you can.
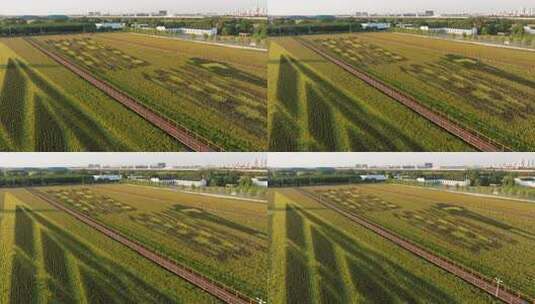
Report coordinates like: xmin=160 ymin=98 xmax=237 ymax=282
xmin=24 ymin=37 xmax=221 ymax=152
xmin=295 ymin=37 xmax=509 ymax=152
xmin=297 ymin=188 xmax=533 ymax=304
xmin=28 ymin=188 xmax=258 ymax=304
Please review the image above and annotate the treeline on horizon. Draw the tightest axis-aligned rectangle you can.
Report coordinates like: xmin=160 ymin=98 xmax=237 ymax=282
xmin=0 ymin=16 xmax=267 ymax=37
xmin=269 ymin=168 xmax=533 ymax=188
xmin=0 ymin=168 xmax=265 ymax=188
xmin=268 ymin=16 xmax=530 ymax=36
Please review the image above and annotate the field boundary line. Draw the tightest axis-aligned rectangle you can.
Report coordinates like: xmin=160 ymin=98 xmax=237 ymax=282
xmin=296 ymin=188 xmax=533 ymax=304
xmin=27 ymin=188 xmax=259 ymax=304
xmin=119 ymin=183 xmax=268 ymax=203
xmin=129 ymin=32 xmax=268 ymax=52
xmin=23 ymin=37 xmax=223 ymax=152
xmin=394 ymin=183 xmax=535 ymax=204
xmin=295 ymin=36 xmax=511 ymax=152
xmin=394 ymin=32 xmax=535 ymax=53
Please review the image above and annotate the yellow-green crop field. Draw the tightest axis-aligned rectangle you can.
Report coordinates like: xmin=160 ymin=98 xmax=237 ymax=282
xmin=309 ymin=183 xmax=535 ymax=298
xmin=0 ymin=38 xmax=186 ymax=152
xmin=268 ymin=37 xmax=472 ymax=151
xmin=0 ymin=188 xmax=216 ymax=303
xmin=305 ymin=33 xmax=535 ymax=150
xmin=269 ymin=189 xmax=497 ymax=303
xmin=37 ymin=33 xmax=267 ymax=151
xmin=38 ymin=183 xmax=268 ymax=300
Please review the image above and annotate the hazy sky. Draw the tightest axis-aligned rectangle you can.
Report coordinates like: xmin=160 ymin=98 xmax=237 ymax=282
xmin=0 ymin=0 xmax=266 ymax=15
xmin=269 ymin=0 xmax=535 ymax=16
xmin=0 ymin=153 xmax=266 ymax=168
xmin=268 ymin=153 xmax=535 ymax=168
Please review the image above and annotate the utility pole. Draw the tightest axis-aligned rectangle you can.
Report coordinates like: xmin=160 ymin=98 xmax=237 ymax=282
xmin=494 ymin=277 xmax=503 ymax=297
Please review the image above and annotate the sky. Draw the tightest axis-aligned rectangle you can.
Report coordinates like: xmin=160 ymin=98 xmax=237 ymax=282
xmin=269 ymin=0 xmax=535 ymax=16
xmin=268 ymin=153 xmax=535 ymax=168
xmin=0 ymin=0 xmax=266 ymax=15
xmin=0 ymin=153 xmax=266 ymax=168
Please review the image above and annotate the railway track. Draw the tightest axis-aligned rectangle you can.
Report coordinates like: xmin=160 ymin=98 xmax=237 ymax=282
xmin=295 ymin=37 xmax=511 ymax=152
xmin=297 ymin=188 xmax=533 ymax=304
xmin=24 ymin=37 xmax=222 ymax=152
xmin=28 ymin=188 xmax=258 ymax=304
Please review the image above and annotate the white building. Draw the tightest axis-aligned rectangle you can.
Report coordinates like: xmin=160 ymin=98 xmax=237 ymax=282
xmin=251 ymin=177 xmax=268 ymax=188
xmin=166 ymin=27 xmax=218 ymax=37
xmin=360 ymin=175 xmax=387 ymax=182
xmin=524 ymin=25 xmax=535 ymax=35
xmin=361 ymin=23 xmax=391 ymax=30
xmin=417 ymin=178 xmax=471 ymax=187
xmin=515 ymin=177 xmax=535 ymax=188
xmin=174 ymin=179 xmax=207 ymax=187
xmin=95 ymin=23 xmax=125 ymax=30
xmin=93 ymin=175 xmax=122 ymax=181
xmin=423 ymin=27 xmax=478 ymax=36
xmin=149 ymin=177 xmax=207 ymax=187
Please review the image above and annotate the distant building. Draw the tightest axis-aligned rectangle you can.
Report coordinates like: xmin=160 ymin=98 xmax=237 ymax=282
xmin=422 ymin=27 xmax=478 ymax=36
xmin=360 ymin=175 xmax=387 ymax=182
xmin=95 ymin=23 xmax=125 ymax=30
xmin=524 ymin=25 xmax=535 ymax=35
xmin=515 ymin=177 xmax=535 ymax=188
xmin=165 ymin=27 xmax=218 ymax=37
xmin=361 ymin=23 xmax=391 ymax=30
xmin=251 ymin=177 xmax=268 ymax=188
xmin=93 ymin=175 xmax=122 ymax=181
xmin=149 ymin=177 xmax=207 ymax=187
xmin=174 ymin=179 xmax=207 ymax=187
xmin=425 ymin=10 xmax=435 ymax=16
xmin=416 ymin=178 xmax=471 ymax=187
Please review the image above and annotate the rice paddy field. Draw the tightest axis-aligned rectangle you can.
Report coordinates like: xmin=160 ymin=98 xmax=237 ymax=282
xmin=308 ymin=184 xmax=535 ymax=299
xmin=304 ymin=32 xmax=535 ymax=151
xmin=37 ymin=183 xmax=268 ymax=300
xmin=0 ymin=188 xmax=217 ymax=303
xmin=269 ymin=189 xmax=497 ymax=303
xmin=0 ymin=38 xmax=186 ymax=152
xmin=268 ymin=37 xmax=472 ymax=152
xmin=36 ymin=33 xmax=267 ymax=151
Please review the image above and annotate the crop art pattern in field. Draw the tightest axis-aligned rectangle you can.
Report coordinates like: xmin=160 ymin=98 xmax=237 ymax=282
xmin=307 ymin=33 xmax=535 ymax=150
xmin=270 ymin=191 xmax=493 ymax=304
xmin=42 ymin=184 xmax=268 ymax=300
xmin=311 ymin=184 xmax=535 ymax=298
xmin=45 ymin=38 xmax=149 ymax=71
xmin=1 ymin=192 xmax=190 ymax=304
xmin=47 ymin=188 xmax=135 ymax=216
xmin=39 ymin=33 xmax=267 ymax=151
xmin=268 ymin=39 xmax=471 ymax=152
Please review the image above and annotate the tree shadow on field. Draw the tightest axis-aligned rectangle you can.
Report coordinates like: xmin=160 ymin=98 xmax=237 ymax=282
xmin=17 ymin=59 xmax=127 ymax=151
xmin=24 ymin=207 xmax=179 ymax=304
xmin=0 ymin=58 xmax=27 ymax=147
xmin=289 ymin=57 xmax=426 ymax=151
xmin=295 ymin=205 xmax=459 ymax=304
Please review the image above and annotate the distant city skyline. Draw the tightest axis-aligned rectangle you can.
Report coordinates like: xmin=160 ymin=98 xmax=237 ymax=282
xmin=0 ymin=0 xmax=266 ymax=16
xmin=268 ymin=153 xmax=535 ymax=168
xmin=0 ymin=153 xmax=266 ymax=168
xmin=269 ymin=0 xmax=535 ymax=16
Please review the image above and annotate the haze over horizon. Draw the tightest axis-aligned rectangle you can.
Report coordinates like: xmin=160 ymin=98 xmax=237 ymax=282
xmin=0 ymin=0 xmax=266 ymax=16
xmin=0 ymin=153 xmax=267 ymax=168
xmin=268 ymin=153 xmax=535 ymax=168
xmin=269 ymin=0 xmax=535 ymax=16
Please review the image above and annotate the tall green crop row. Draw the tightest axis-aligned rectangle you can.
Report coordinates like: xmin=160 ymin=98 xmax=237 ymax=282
xmin=14 ymin=207 xmax=34 ymax=258
xmin=9 ymin=253 xmax=37 ymax=304
xmin=0 ymin=59 xmax=28 ymax=149
xmin=34 ymin=95 xmax=67 ymax=152
xmin=305 ymin=84 xmax=338 ymax=151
